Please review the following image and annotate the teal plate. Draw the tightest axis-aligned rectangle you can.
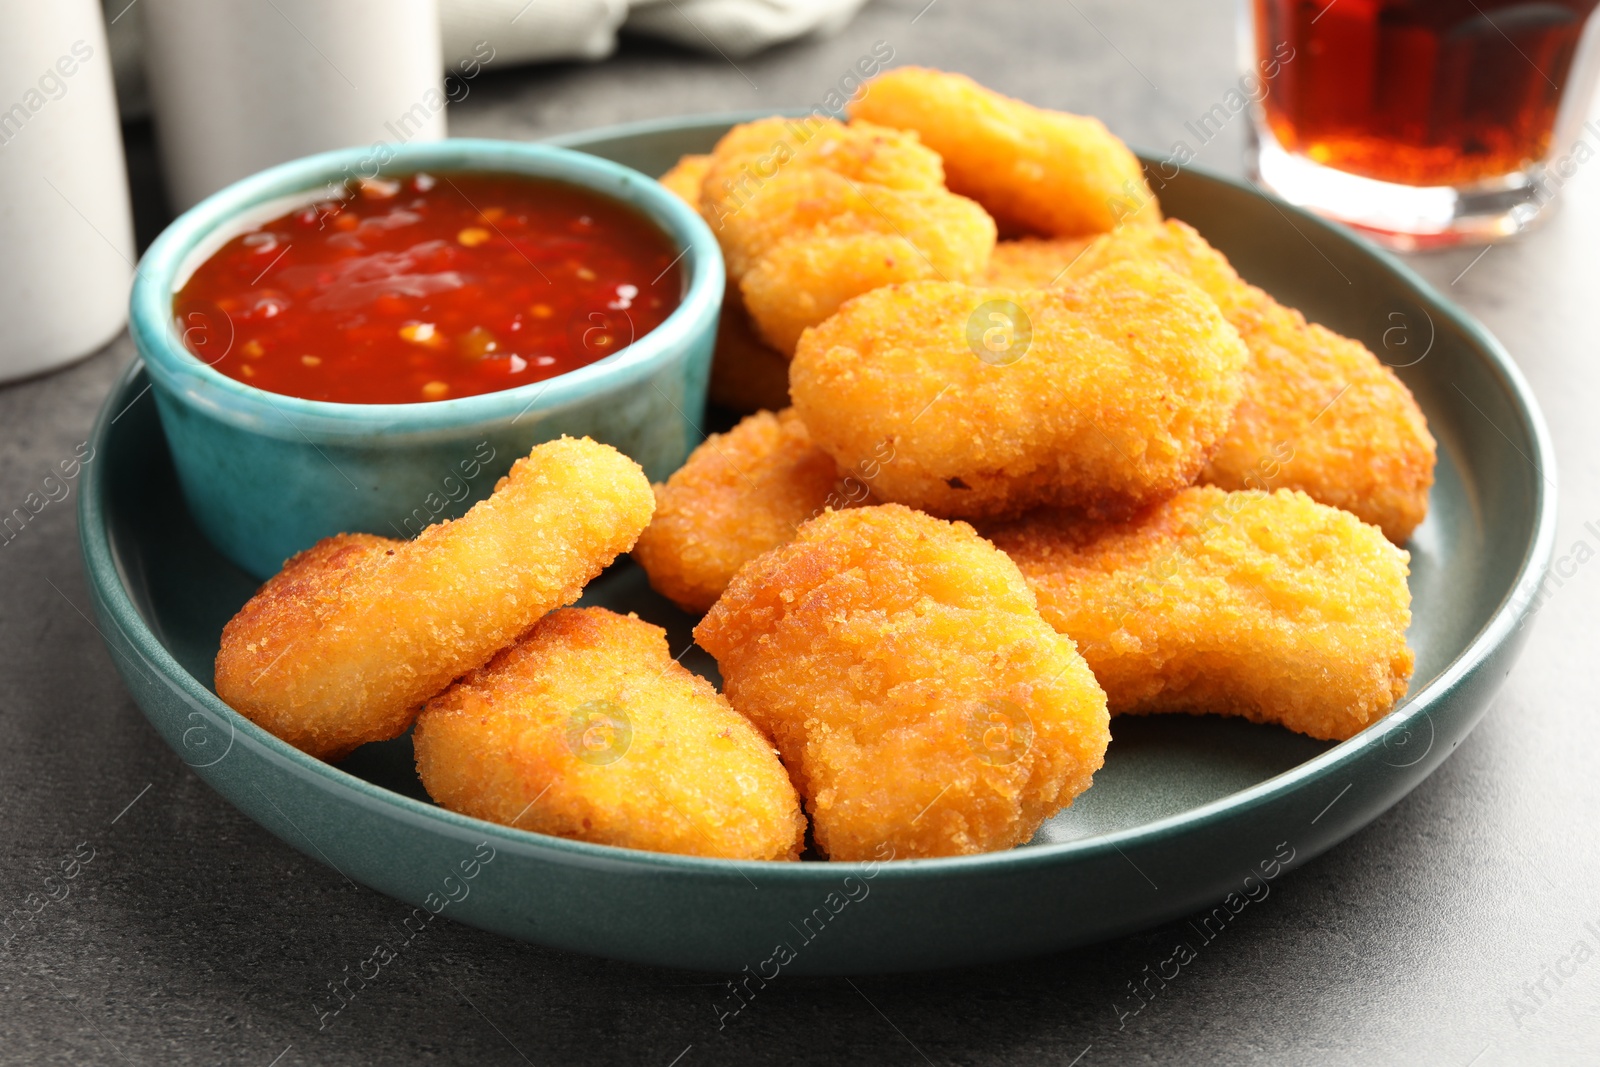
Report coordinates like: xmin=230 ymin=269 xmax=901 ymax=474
xmin=81 ymin=115 xmax=1556 ymax=974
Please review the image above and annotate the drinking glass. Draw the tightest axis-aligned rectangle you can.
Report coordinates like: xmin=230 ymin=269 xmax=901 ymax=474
xmin=1243 ymin=0 xmax=1600 ymax=249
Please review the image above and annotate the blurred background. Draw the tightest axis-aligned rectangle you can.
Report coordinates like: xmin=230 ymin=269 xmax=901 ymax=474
xmin=94 ymin=0 xmax=1261 ymax=250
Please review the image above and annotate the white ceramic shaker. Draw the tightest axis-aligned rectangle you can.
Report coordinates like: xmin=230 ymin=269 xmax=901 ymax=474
xmin=0 ymin=0 xmax=135 ymax=382
xmin=142 ymin=0 xmax=444 ymax=210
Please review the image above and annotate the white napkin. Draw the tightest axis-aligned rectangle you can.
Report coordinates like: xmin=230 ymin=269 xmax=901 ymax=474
xmin=439 ymin=0 xmax=870 ymax=68
xmin=624 ymin=0 xmax=869 ymax=57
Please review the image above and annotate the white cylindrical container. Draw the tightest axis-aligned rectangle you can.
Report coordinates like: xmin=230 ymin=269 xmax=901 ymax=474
xmin=142 ymin=0 xmax=444 ymax=211
xmin=0 ymin=0 xmax=134 ymax=382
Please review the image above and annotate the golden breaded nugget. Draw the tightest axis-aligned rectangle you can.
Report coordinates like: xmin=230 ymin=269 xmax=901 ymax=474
xmin=979 ymin=222 xmax=1437 ymax=540
xmin=701 ymin=116 xmax=945 ymax=226
xmin=707 ymin=293 xmax=792 ymax=413
xmin=740 ymin=220 xmax=991 ymax=355
xmin=988 ymin=487 xmax=1415 ymax=741
xmin=1055 ymin=220 xmax=1436 ymax=542
xmin=415 ymin=608 xmax=804 ymax=860
xmin=1208 ymin=299 xmax=1436 ymax=543
xmin=790 ymin=260 xmax=1249 ymax=521
xmin=998 ymin=223 xmax=1440 ymax=543
xmin=710 ymin=168 xmax=993 ymax=283
xmin=697 ymin=505 xmax=1109 ymax=860
xmin=215 ymin=437 xmax=655 ymax=761
xmin=633 ymin=409 xmax=855 ymax=613
xmin=656 ymin=156 xmax=793 ymax=412
xmin=710 ymin=168 xmax=997 ymax=353
xmin=657 ymin=153 xmax=712 ymax=204
xmin=1070 ymin=220 xmax=1251 ymax=314
xmin=850 ymin=67 xmax=1158 ymax=236
xmin=981 ymin=237 xmax=1092 ymax=287
xmin=214 ymin=532 xmax=401 ymax=756
xmin=699 ymin=115 xmax=997 ymax=356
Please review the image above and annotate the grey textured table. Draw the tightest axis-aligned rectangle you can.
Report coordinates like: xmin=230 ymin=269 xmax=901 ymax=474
xmin=3 ymin=0 xmax=1597 ymax=1062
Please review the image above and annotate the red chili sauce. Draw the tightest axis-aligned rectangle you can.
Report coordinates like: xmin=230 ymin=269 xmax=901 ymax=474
xmin=174 ymin=171 xmax=685 ymax=404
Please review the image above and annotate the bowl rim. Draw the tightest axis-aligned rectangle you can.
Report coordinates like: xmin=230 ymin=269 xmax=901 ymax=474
xmin=128 ymin=137 xmax=724 ymax=431
xmin=88 ymin=114 xmax=1559 ymax=882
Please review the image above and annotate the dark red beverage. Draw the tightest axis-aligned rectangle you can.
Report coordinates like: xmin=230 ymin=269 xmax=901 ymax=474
xmin=1255 ymin=0 xmax=1600 ymax=186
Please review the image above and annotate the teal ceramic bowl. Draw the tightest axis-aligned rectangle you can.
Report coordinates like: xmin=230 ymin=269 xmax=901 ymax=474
xmin=129 ymin=139 xmax=723 ymax=579
xmin=85 ymin=114 xmax=1557 ymax=975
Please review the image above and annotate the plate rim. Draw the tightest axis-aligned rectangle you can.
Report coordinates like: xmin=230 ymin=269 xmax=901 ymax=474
xmin=84 ymin=113 xmax=1559 ymax=883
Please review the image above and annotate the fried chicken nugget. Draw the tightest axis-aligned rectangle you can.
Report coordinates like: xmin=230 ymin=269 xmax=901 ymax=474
xmin=719 ymin=169 xmax=997 ymax=354
xmin=707 ymin=294 xmax=793 ymax=412
xmin=981 ymin=237 xmax=1092 ymax=287
xmin=214 ymin=437 xmax=655 ymax=761
xmin=790 ymin=260 xmax=1249 ymax=522
xmin=633 ymin=409 xmax=858 ymax=613
xmin=414 ymin=607 xmax=805 ymax=860
xmin=657 ymin=153 xmax=712 ymax=203
xmin=710 ymin=168 xmax=993 ymax=286
xmin=696 ymin=505 xmax=1110 ymax=860
xmin=1031 ymin=220 xmax=1435 ymax=543
xmin=700 ymin=117 xmax=946 ymax=224
xmin=850 ymin=67 xmax=1159 ymax=237
xmin=988 ymin=487 xmax=1415 ymax=742
xmin=701 ymin=118 xmax=948 ymax=278
xmin=699 ymin=116 xmax=996 ymax=356
xmin=658 ymin=154 xmax=793 ymax=412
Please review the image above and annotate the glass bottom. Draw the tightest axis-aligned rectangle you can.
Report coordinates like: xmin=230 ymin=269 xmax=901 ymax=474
xmin=1246 ymin=132 xmax=1557 ymax=252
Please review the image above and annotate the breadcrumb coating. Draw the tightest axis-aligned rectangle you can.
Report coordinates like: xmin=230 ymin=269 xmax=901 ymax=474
xmin=696 ymin=505 xmax=1110 ymax=860
xmin=699 ymin=116 xmax=996 ymax=355
xmin=658 ymin=154 xmax=793 ymax=412
xmin=707 ymin=293 xmax=793 ymax=413
xmin=700 ymin=117 xmax=946 ymax=227
xmin=981 ymin=237 xmax=1092 ymax=287
xmin=850 ymin=66 xmax=1159 ymax=236
xmin=738 ymin=218 xmax=990 ymax=356
xmin=1010 ymin=220 xmax=1436 ymax=542
xmin=415 ymin=608 xmax=805 ymax=860
xmin=719 ymin=169 xmax=996 ymax=353
xmin=657 ymin=153 xmax=712 ymax=204
xmin=988 ymin=487 xmax=1415 ymax=741
xmin=710 ymin=168 xmax=993 ymax=286
xmin=633 ymin=409 xmax=853 ymax=613
xmin=790 ymin=260 xmax=1249 ymax=521
xmin=1207 ymin=297 xmax=1436 ymax=544
xmin=214 ymin=437 xmax=655 ymax=761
